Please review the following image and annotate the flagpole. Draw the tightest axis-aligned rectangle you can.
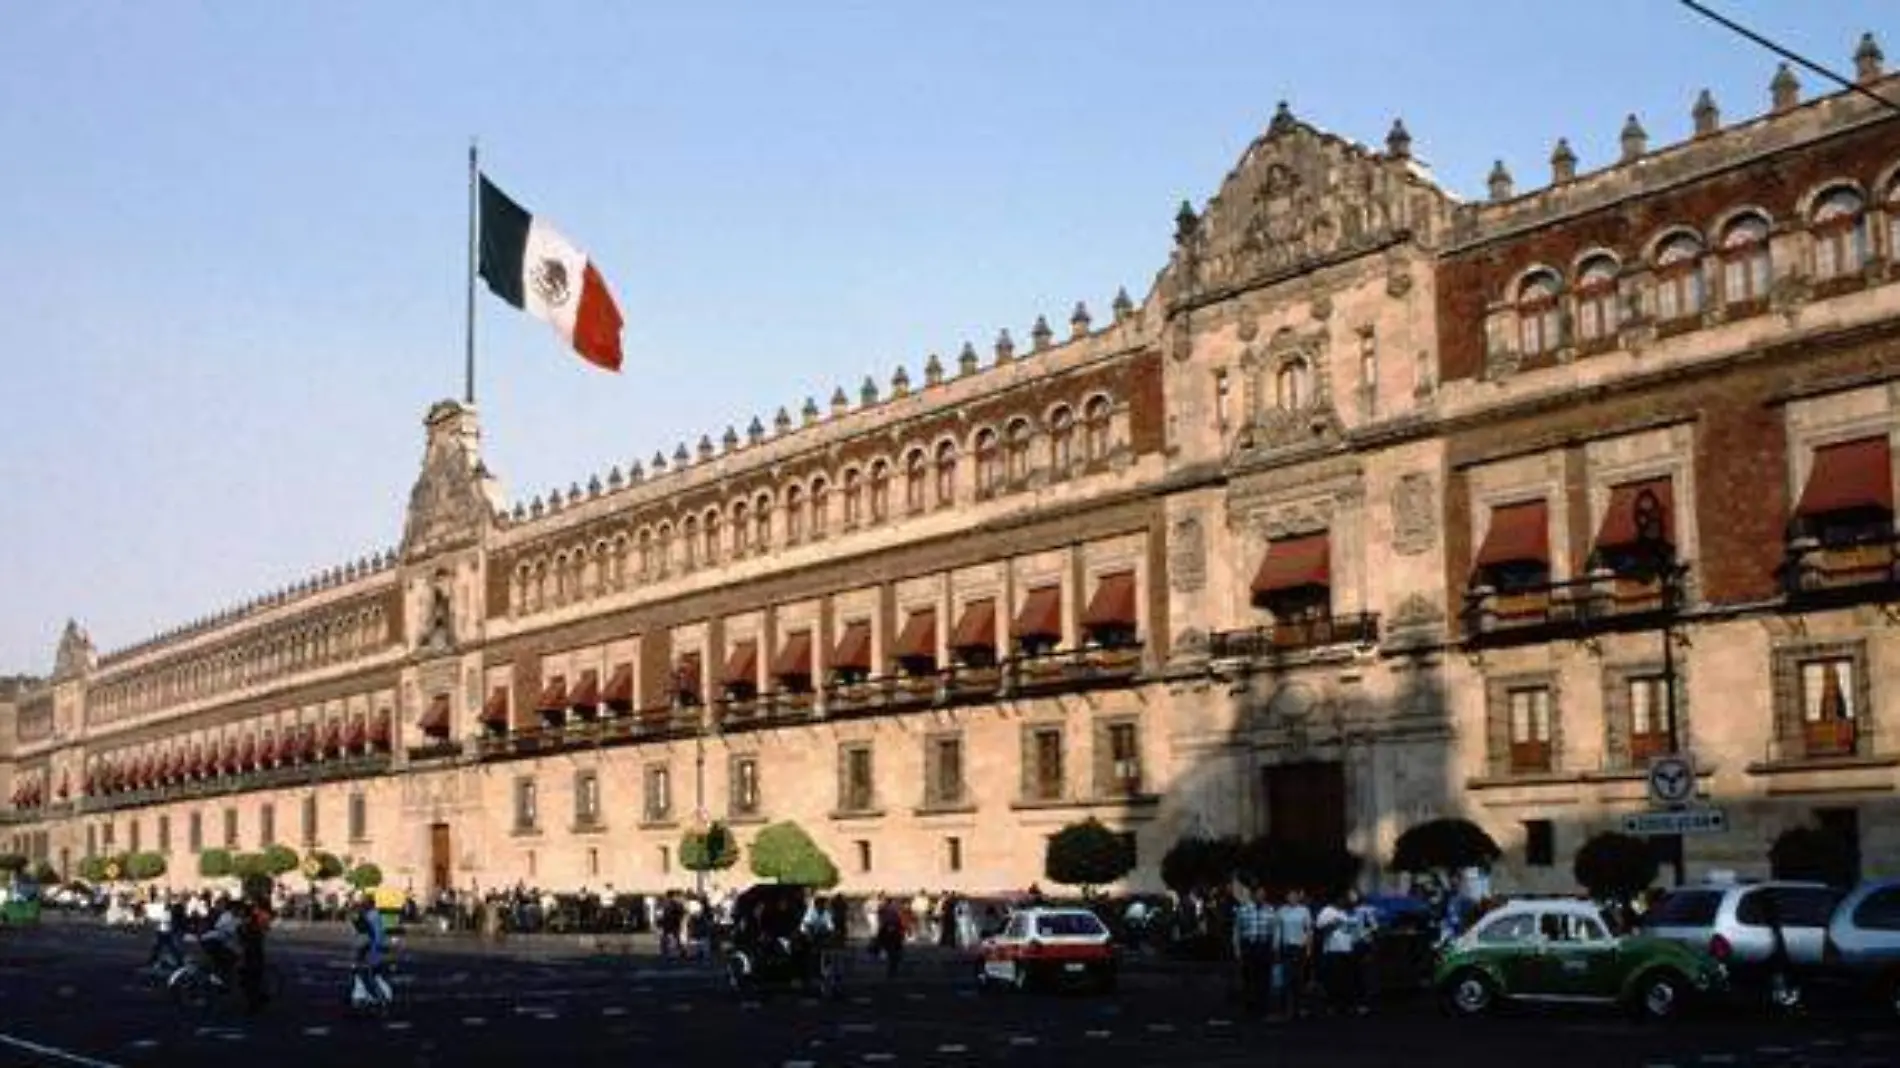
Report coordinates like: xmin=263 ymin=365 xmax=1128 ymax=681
xmin=465 ymin=139 xmax=479 ymax=407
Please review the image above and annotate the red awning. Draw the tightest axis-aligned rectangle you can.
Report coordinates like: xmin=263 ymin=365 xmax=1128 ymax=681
xmin=421 ymin=693 xmax=451 ymax=736
xmin=831 ymin=622 xmax=872 ymax=672
xmin=1013 ymin=587 xmax=1063 ymax=641
xmin=675 ymin=652 xmax=703 ymax=697
xmin=1082 ymin=571 xmax=1138 ymax=627
xmin=345 ymin=717 xmax=365 ymax=748
xmin=56 ymin=771 xmax=68 ymax=799
xmin=1797 ymin=436 xmax=1894 ymax=517
xmin=1474 ymin=500 xmax=1551 ymax=568
xmin=723 ymin=641 xmax=759 ymax=686
xmin=537 ymin=676 xmax=569 ymax=713
xmin=481 ymin=686 xmax=510 ymax=727
xmin=323 ymin=719 xmax=343 ymax=754
xmin=240 ymin=734 xmax=257 ymax=767
xmin=1252 ymin=534 xmax=1331 ymax=596
xmin=602 ymin=664 xmax=634 ymax=710
xmin=772 ymin=631 xmax=813 ymax=678
xmin=371 ymin=709 xmax=393 ymax=744
xmin=1595 ymin=477 xmax=1675 ymax=550
xmin=950 ymin=599 xmax=996 ymax=651
xmin=569 ymin=669 xmax=600 ymax=710
xmin=894 ymin=610 xmax=937 ymax=660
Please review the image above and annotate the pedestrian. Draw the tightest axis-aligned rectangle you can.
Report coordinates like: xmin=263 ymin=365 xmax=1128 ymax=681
xmin=1315 ymin=891 xmax=1369 ymax=1014
xmin=873 ymin=896 xmax=906 ymax=980
xmin=1231 ymin=884 xmax=1277 ymax=1015
xmin=1275 ymin=889 xmax=1314 ymax=1020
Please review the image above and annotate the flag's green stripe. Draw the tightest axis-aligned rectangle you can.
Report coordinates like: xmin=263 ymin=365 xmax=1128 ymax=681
xmin=477 ymin=176 xmax=531 ymax=310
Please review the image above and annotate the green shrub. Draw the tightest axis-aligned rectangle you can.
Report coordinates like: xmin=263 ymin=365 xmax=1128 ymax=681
xmin=1044 ymin=818 xmax=1136 ymax=894
xmin=197 ymin=848 xmax=234 ymax=879
xmin=748 ymin=821 xmax=839 ymax=888
xmin=346 ymin=863 xmax=384 ymax=890
xmin=125 ymin=851 xmax=168 ymax=882
xmin=680 ymin=823 xmax=740 ymax=872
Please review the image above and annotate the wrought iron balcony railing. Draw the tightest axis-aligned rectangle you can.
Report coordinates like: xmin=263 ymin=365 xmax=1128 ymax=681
xmin=1462 ymin=569 xmax=1686 ymax=643
xmin=1207 ymin=612 xmax=1381 ymax=660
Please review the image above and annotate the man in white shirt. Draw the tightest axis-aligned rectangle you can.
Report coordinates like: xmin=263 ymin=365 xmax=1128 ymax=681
xmin=1274 ymin=889 xmax=1315 ymax=1019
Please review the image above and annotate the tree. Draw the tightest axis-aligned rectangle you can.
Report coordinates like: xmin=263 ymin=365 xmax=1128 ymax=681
xmin=1573 ymin=832 xmax=1659 ymax=904
xmin=1044 ymin=818 xmax=1136 ymax=895
xmin=0 ymin=854 xmax=27 ymax=875
xmin=198 ymin=848 xmax=234 ymax=879
xmin=1770 ymin=825 xmax=1856 ymax=887
xmin=78 ymin=856 xmax=110 ymax=883
xmin=749 ymin=821 xmax=840 ymax=888
xmin=307 ymin=851 xmax=346 ymax=880
xmin=680 ymin=822 xmax=740 ymax=873
xmin=346 ymin=863 xmax=384 ymax=891
xmin=30 ymin=861 xmax=58 ymax=885
xmin=262 ymin=844 xmax=301 ymax=878
xmin=125 ymin=851 xmax=168 ymax=882
xmin=230 ymin=852 xmax=271 ymax=879
xmin=1391 ymin=818 xmax=1502 ymax=879
xmin=1160 ymin=836 xmax=1242 ymax=896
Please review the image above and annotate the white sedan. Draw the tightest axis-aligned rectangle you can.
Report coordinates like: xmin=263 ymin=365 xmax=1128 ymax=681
xmin=975 ymin=907 xmax=1118 ymax=993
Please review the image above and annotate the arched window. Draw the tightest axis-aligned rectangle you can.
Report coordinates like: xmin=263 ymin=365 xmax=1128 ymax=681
xmin=975 ymin=429 xmax=1001 ymax=495
xmin=681 ymin=516 xmax=699 ymax=569
xmin=1516 ymin=270 xmax=1563 ymax=356
xmin=1811 ymin=187 xmax=1868 ymax=281
xmin=553 ymin=554 xmax=570 ymax=603
xmin=732 ymin=501 xmax=750 ymax=554
xmin=1653 ymin=234 xmax=1705 ymax=322
xmin=754 ymin=494 xmax=772 ymax=550
xmin=1887 ymin=177 xmax=1900 ymax=264
xmin=702 ymin=510 xmax=721 ymax=564
xmin=638 ymin=530 xmax=655 ymax=579
xmin=869 ymin=460 xmax=891 ymax=522
xmin=785 ymin=485 xmax=804 ymax=543
xmin=904 ymin=449 xmax=927 ymax=512
xmin=935 ymin=441 xmax=958 ymax=505
xmin=655 ymin=524 xmax=673 ymax=575
xmin=1275 ymin=360 xmax=1311 ymax=410
xmin=1083 ymin=397 xmax=1113 ymax=461
xmin=1719 ymin=213 xmax=1772 ymax=305
xmin=1575 ymin=255 xmax=1619 ymax=342
xmin=842 ymin=469 xmax=862 ymax=527
xmin=1048 ymin=406 xmax=1075 ymax=472
xmin=1005 ymin=419 xmax=1032 ymax=483
xmin=810 ymin=477 xmax=830 ymax=536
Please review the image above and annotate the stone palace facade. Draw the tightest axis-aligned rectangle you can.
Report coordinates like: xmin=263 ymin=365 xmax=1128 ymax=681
xmin=6 ymin=43 xmax=1900 ymax=897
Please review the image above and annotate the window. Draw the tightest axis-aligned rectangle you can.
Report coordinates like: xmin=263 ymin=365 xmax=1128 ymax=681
xmin=1476 ymin=914 xmax=1537 ymax=946
xmin=945 ymin=836 xmax=963 ymax=874
xmin=156 ymin=815 xmax=171 ymax=854
xmin=644 ymin=765 xmax=672 ymax=822
xmin=928 ymin=735 xmax=965 ymax=807
xmin=188 ymin=812 xmax=202 ymax=854
xmin=1005 ymin=419 xmax=1032 ymax=483
xmin=1214 ymin=371 xmax=1232 ymax=430
xmin=223 ymin=808 xmax=238 ymax=849
xmin=1084 ymin=397 xmax=1113 ymax=461
xmin=1809 ymin=188 xmax=1867 ymax=282
xmin=1508 ymin=687 xmax=1553 ymax=773
xmin=658 ymin=845 xmax=672 ymax=875
xmin=681 ymin=516 xmax=698 ymax=569
xmin=1720 ymin=214 xmax=1772 ymax=305
xmin=841 ymin=745 xmax=876 ymax=812
xmin=1628 ymin=676 xmax=1674 ymax=763
xmin=809 ymin=478 xmax=829 ymax=537
xmin=348 ymin=794 xmax=366 ymax=841
xmin=1889 ymin=179 xmax=1900 ymax=266
xmin=1800 ymin=657 xmax=1858 ymax=756
xmin=731 ymin=756 xmax=760 ymax=816
xmin=85 ymin=825 xmax=95 ymax=858
xmin=785 ymin=487 xmax=805 ymax=544
xmin=1516 ymin=270 xmax=1563 ymax=356
xmin=1049 ymin=407 xmax=1075 ymax=471
xmin=855 ymin=839 xmax=872 ymax=873
xmin=301 ymin=795 xmax=318 ymax=846
xmin=575 ymin=770 xmax=601 ymax=826
xmin=1851 ymin=887 xmax=1900 ymax=931
xmin=1653 ymin=234 xmax=1705 ymax=321
xmin=1274 ymin=360 xmax=1310 ymax=410
xmin=587 ymin=847 xmax=600 ymax=879
xmin=905 ymin=450 xmax=928 ymax=512
xmin=934 ymin=441 xmax=957 ymax=505
xmin=1028 ymin=727 xmax=1065 ymax=801
xmin=702 ymin=510 xmax=721 ymax=564
xmin=259 ymin=804 xmax=275 ymax=847
xmin=1575 ymin=255 xmax=1619 ymax=342
xmin=1105 ymin=722 xmax=1142 ymax=796
xmin=869 ymin=460 xmax=891 ymax=522
xmin=1524 ymin=819 xmax=1554 ymax=867
xmin=129 ymin=819 xmax=141 ymax=854
xmin=514 ymin=777 xmax=538 ymax=831
xmin=842 ymin=469 xmax=862 ymax=526
xmin=754 ymin=496 xmax=772 ymax=549
xmin=975 ymin=430 xmax=1001 ymax=494
xmin=732 ymin=502 xmax=750 ymax=554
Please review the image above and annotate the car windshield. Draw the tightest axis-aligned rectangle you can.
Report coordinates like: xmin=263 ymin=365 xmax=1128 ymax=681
xmin=1036 ymin=913 xmax=1106 ymax=938
xmin=1643 ymin=889 xmax=1721 ymax=927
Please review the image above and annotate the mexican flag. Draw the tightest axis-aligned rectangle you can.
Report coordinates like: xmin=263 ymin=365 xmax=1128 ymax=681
xmin=478 ymin=175 xmax=625 ymax=372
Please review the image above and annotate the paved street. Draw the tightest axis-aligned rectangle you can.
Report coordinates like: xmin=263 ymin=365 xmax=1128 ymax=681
xmin=1 ymin=923 xmax=1897 ymax=1067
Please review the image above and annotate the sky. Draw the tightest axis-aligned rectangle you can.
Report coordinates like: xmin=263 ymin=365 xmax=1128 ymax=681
xmin=0 ymin=1 xmax=1892 ymax=672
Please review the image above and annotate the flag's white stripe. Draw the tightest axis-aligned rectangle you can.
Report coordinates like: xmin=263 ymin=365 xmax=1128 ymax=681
xmin=520 ymin=217 xmax=589 ymax=342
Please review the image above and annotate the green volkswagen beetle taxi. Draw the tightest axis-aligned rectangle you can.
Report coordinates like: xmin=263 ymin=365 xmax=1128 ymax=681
xmin=1435 ymin=898 xmax=1725 ymax=1020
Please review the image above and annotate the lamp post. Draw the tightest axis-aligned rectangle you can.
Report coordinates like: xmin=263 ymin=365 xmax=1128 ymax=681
xmin=1631 ymin=486 xmax=1687 ymax=887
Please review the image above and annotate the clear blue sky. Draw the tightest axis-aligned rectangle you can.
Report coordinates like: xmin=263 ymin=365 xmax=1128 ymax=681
xmin=0 ymin=2 xmax=1891 ymax=671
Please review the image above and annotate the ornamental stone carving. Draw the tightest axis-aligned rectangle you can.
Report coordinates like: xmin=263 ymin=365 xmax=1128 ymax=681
xmin=1169 ymin=514 xmax=1208 ymax=592
xmin=402 ymin=402 xmax=491 ymax=562
xmin=1391 ymin=472 xmax=1437 ymax=556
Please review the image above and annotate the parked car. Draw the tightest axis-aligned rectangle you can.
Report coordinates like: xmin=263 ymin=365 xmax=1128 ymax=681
xmin=1823 ymin=878 xmax=1900 ymax=1016
xmin=975 ymin=907 xmax=1117 ymax=993
xmin=1640 ymin=881 xmax=1842 ymax=1009
xmin=1435 ymin=898 xmax=1724 ymax=1021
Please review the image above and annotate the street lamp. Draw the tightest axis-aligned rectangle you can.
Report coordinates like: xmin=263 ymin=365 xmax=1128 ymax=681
xmin=1631 ymin=486 xmax=1687 ymax=886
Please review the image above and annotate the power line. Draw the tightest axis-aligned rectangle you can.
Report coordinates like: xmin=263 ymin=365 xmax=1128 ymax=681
xmin=1676 ymin=0 xmax=1900 ymax=115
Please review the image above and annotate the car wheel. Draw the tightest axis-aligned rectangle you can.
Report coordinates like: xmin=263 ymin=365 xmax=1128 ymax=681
xmin=1443 ymin=970 xmax=1495 ymax=1017
xmin=1637 ymin=972 xmax=1685 ymax=1021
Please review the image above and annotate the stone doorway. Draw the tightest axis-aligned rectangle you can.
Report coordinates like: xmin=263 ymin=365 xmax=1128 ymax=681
xmin=429 ymin=822 xmax=452 ymax=897
xmin=1260 ymin=760 xmax=1348 ymax=855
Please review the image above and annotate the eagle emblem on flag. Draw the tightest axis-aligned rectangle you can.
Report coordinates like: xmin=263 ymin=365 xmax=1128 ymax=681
xmin=529 ymin=258 xmax=572 ymax=307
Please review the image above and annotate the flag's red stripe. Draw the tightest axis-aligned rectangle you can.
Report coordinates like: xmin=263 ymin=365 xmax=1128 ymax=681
xmin=573 ymin=262 xmax=624 ymax=372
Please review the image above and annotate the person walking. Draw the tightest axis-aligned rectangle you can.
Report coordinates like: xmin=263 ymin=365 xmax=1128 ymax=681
xmin=1231 ymin=884 xmax=1278 ymax=1015
xmin=873 ymin=895 xmax=906 ymax=980
xmin=1274 ymin=889 xmax=1315 ymax=1020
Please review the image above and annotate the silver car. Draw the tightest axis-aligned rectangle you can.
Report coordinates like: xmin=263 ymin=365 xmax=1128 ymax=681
xmin=1823 ymin=878 xmax=1900 ymax=1016
xmin=1641 ymin=881 xmax=1843 ymax=1008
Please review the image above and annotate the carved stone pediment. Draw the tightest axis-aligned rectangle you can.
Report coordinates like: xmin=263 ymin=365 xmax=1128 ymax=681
xmin=1225 ymin=457 xmax=1365 ymax=532
xmin=1165 ymin=104 xmax=1454 ymax=303
xmin=402 ymin=402 xmax=492 ymax=562
xmin=53 ymin=620 xmax=94 ymax=681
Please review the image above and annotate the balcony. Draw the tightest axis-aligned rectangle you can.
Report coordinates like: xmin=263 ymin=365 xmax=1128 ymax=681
xmin=475 ymin=704 xmax=708 ymax=761
xmin=1781 ymin=529 xmax=1900 ymax=607
xmin=76 ymin=752 xmax=397 ymax=813
xmin=1751 ymin=719 xmax=1889 ymax=770
xmin=1462 ymin=570 xmax=1684 ymax=648
xmin=718 ymin=691 xmax=818 ymax=733
xmin=406 ymin=740 xmax=465 ymax=763
xmin=1208 ymin=612 xmax=1381 ymax=660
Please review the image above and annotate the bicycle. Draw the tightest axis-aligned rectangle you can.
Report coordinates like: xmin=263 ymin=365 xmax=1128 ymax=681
xmin=169 ymin=954 xmax=287 ymax=1019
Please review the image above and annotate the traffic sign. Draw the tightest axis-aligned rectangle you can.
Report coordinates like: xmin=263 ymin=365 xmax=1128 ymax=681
xmin=1624 ymin=808 xmax=1727 ymax=837
xmin=1647 ymin=754 xmax=1697 ymax=807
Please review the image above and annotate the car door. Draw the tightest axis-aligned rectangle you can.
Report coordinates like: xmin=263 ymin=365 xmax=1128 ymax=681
xmin=1541 ymin=913 xmax=1619 ymax=999
xmin=1470 ymin=913 xmax=1545 ymax=995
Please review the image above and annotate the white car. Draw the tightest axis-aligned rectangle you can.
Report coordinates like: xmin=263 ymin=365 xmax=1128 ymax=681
xmin=975 ymin=907 xmax=1117 ymax=993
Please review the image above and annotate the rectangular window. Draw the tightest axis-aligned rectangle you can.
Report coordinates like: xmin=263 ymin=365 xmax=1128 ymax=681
xmin=157 ymin=815 xmax=171 ymax=854
xmin=575 ymin=770 xmax=601 ymax=826
xmin=945 ymin=835 xmax=963 ymax=874
xmin=103 ymin=823 xmax=115 ymax=850
xmin=348 ymin=794 xmax=367 ymax=842
xmin=841 ymin=746 xmax=875 ymax=812
xmin=1628 ymin=676 xmax=1674 ymax=763
xmin=644 ymin=765 xmax=672 ymax=822
xmin=128 ymin=819 xmax=141 ymax=854
xmin=1800 ymin=657 xmax=1859 ymax=757
xmin=302 ymin=795 xmax=319 ymax=846
xmin=587 ymin=847 xmax=600 ymax=879
xmin=86 ymin=825 xmax=96 ymax=859
xmin=188 ymin=813 xmax=202 ymax=854
xmin=1508 ymin=687 xmax=1552 ymax=773
xmin=658 ymin=845 xmax=672 ymax=875
xmin=223 ymin=808 xmax=238 ymax=849
xmin=930 ymin=736 xmax=965 ymax=807
xmin=730 ymin=757 xmax=760 ymax=816
xmin=1030 ymin=727 xmax=1065 ymax=801
xmin=1524 ymin=819 xmax=1555 ymax=868
xmin=259 ymin=803 xmax=275 ymax=847
xmin=855 ymin=839 xmax=872 ymax=873
xmin=515 ymin=778 xmax=538 ymax=831
xmin=1107 ymin=722 xmax=1142 ymax=796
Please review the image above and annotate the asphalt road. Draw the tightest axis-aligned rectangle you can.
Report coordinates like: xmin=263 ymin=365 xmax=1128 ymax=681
xmin=1 ymin=923 xmax=1896 ymax=1068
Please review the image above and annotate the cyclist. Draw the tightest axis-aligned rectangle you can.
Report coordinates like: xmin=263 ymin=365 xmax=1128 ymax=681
xmin=198 ymin=898 xmax=243 ymax=989
xmin=236 ymin=892 xmax=274 ymax=1014
xmin=349 ymin=893 xmax=392 ymax=1008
